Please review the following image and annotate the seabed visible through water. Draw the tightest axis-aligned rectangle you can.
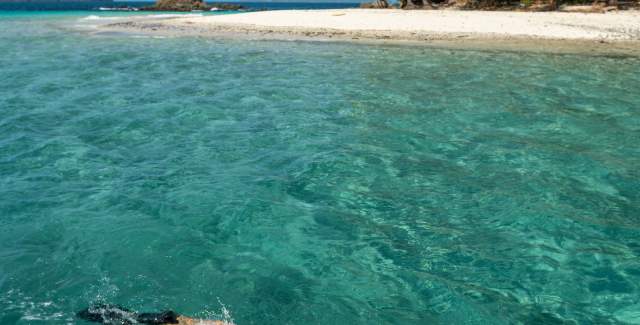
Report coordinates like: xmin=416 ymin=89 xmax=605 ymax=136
xmin=1 ymin=11 xmax=639 ymax=325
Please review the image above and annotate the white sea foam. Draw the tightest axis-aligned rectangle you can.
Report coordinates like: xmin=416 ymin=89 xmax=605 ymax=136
xmin=141 ymin=14 xmax=204 ymax=19
xmin=81 ymin=13 xmax=202 ymax=23
xmin=0 ymin=289 xmax=65 ymax=322
xmin=218 ymin=298 xmax=234 ymax=325
xmin=196 ymin=298 xmax=235 ymax=325
xmin=81 ymin=15 xmax=103 ymax=21
xmin=80 ymin=15 xmax=133 ymax=22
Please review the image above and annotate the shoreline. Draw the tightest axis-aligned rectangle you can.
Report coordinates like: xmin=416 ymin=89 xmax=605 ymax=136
xmin=96 ymin=9 xmax=640 ymax=56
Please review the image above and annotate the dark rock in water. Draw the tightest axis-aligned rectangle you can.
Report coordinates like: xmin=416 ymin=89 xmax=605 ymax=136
xmin=141 ymin=0 xmax=244 ymax=12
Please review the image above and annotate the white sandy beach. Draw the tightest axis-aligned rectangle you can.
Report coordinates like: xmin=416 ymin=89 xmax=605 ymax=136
xmin=100 ymin=9 xmax=640 ymax=54
xmin=183 ymin=9 xmax=640 ymax=39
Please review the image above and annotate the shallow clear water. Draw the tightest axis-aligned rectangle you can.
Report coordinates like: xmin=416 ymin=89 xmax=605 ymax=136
xmin=1 ymin=13 xmax=640 ymax=325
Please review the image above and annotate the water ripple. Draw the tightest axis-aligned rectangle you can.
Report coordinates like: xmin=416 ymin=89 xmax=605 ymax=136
xmin=1 ymin=14 xmax=640 ymax=325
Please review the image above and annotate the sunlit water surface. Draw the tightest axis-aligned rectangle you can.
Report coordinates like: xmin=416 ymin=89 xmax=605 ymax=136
xmin=1 ymin=13 xmax=640 ymax=325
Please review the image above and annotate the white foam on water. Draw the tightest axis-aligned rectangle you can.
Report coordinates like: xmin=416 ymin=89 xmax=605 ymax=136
xmin=21 ymin=312 xmax=64 ymax=321
xmin=79 ymin=15 xmax=137 ymax=23
xmin=80 ymin=15 xmax=124 ymax=21
xmin=81 ymin=15 xmax=101 ymax=20
xmin=142 ymin=13 xmax=204 ymax=19
xmin=77 ymin=15 xmax=127 ymax=29
xmin=219 ymin=300 xmax=234 ymax=325
xmin=1 ymin=289 xmax=65 ymax=322
xmin=197 ymin=298 xmax=236 ymax=325
xmin=78 ymin=13 xmax=203 ymax=29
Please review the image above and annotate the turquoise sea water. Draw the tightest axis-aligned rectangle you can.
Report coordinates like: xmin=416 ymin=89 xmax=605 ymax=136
xmin=0 ymin=2 xmax=360 ymax=11
xmin=1 ymin=12 xmax=640 ymax=325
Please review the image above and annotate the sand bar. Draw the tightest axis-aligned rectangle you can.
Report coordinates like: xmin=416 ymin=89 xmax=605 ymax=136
xmin=99 ymin=9 xmax=640 ymax=55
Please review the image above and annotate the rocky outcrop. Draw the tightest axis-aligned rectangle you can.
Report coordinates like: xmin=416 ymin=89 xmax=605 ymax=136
xmin=142 ymin=0 xmax=244 ymax=11
xmin=152 ymin=0 xmax=207 ymax=11
xmin=399 ymin=0 xmax=435 ymax=9
xmin=360 ymin=0 xmax=391 ymax=8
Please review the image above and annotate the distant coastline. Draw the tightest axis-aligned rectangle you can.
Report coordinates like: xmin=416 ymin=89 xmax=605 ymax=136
xmin=0 ymin=1 xmax=361 ymax=11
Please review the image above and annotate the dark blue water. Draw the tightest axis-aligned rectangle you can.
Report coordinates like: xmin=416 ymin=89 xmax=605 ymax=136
xmin=0 ymin=1 xmax=360 ymax=11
